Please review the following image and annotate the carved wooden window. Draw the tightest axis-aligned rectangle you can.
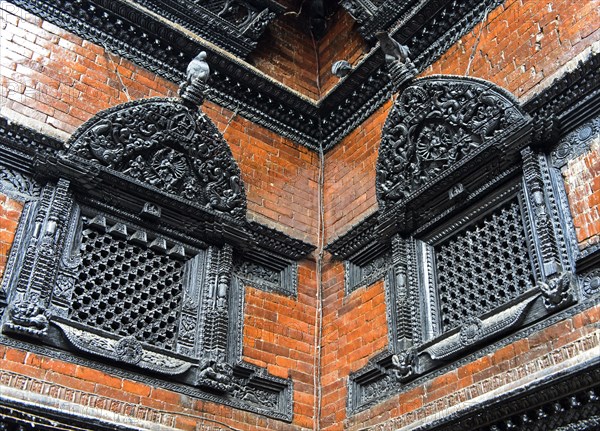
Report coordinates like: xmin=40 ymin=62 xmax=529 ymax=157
xmin=419 ymin=189 xmax=537 ymax=339
xmin=331 ymin=76 xmax=583 ymax=413
xmin=0 ymin=87 xmax=312 ymax=420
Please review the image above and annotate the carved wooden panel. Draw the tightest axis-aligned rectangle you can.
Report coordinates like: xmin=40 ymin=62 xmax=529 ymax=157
xmin=376 ymin=76 xmax=529 ymax=210
xmin=68 ymin=99 xmax=246 ymax=220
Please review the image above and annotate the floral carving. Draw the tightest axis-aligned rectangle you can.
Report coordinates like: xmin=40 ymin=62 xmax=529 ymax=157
xmin=0 ymin=167 xmax=41 ymax=200
xmin=377 ymin=77 xmax=527 ymax=207
xmin=67 ymin=99 xmax=246 ymax=219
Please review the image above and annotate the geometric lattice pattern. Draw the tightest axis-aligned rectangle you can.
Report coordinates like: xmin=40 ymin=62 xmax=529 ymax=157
xmin=70 ymin=227 xmax=185 ymax=351
xmin=435 ymin=199 xmax=535 ymax=332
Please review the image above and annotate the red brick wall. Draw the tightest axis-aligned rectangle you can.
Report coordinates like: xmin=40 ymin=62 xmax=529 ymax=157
xmin=0 ymin=194 xmax=23 ymax=282
xmin=561 ymin=136 xmax=600 ymax=248
xmin=251 ymin=6 xmax=368 ymax=99
xmin=423 ymin=0 xmax=600 ymax=100
xmin=324 ymin=100 xmax=390 ymax=242
xmin=320 ymin=264 xmax=389 ymax=430
xmin=340 ymin=304 xmax=600 ymax=431
xmin=250 ymin=15 xmax=320 ymax=100
xmin=0 ymin=6 xmax=178 ymax=137
xmin=0 ymin=344 xmax=310 ymax=431
xmin=317 ymin=10 xmax=367 ymax=96
xmin=242 ymin=262 xmax=318 ymax=429
xmin=209 ymin=104 xmax=320 ymax=244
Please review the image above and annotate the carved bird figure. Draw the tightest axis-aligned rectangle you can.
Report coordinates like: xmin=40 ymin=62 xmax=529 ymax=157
xmin=331 ymin=60 xmax=353 ymax=78
xmin=376 ymin=32 xmax=411 ymax=64
xmin=186 ymin=51 xmax=210 ymax=85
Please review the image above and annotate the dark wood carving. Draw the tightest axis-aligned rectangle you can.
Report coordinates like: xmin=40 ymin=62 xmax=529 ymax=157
xmin=376 ymin=76 xmax=529 ymax=209
xmin=9 ymin=0 xmax=519 ymax=151
xmin=0 ymin=57 xmax=312 ymax=420
xmin=67 ymin=99 xmax=246 ymax=220
xmin=329 ymin=75 xmax=595 ymax=414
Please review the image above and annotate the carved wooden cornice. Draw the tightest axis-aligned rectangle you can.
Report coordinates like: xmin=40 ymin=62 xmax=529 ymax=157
xmin=9 ymin=0 xmax=509 ymax=151
xmin=9 ymin=0 xmax=599 ymax=153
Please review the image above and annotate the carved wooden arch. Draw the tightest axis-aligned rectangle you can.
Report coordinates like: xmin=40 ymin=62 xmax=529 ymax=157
xmin=66 ymin=97 xmax=247 ymax=220
xmin=376 ymin=75 xmax=530 ymax=210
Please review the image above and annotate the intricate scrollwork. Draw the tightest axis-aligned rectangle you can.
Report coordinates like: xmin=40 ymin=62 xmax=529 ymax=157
xmin=425 ymin=295 xmax=537 ymax=360
xmin=195 ymin=359 xmax=234 ymax=392
xmin=376 ymin=77 xmax=528 ymax=208
xmin=551 ymin=117 xmax=600 ymax=168
xmin=67 ymin=99 xmax=246 ymax=219
xmin=234 ymin=260 xmax=280 ymax=285
xmin=55 ymin=321 xmax=193 ymax=375
xmin=0 ymin=167 xmax=41 ymax=200
xmin=390 ymin=348 xmax=416 ymax=382
xmin=230 ymin=380 xmax=279 ymax=408
xmin=4 ymin=298 xmax=49 ymax=336
xmin=539 ymin=271 xmax=575 ymax=312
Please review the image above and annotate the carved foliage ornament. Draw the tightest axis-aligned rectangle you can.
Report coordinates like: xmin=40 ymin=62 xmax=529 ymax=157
xmin=376 ymin=77 xmax=528 ymax=208
xmin=67 ymin=98 xmax=246 ymax=219
xmin=0 ymin=167 xmax=41 ymax=200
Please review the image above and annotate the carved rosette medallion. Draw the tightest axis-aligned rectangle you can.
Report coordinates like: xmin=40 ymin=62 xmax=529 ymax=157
xmin=459 ymin=316 xmax=483 ymax=346
xmin=115 ymin=336 xmax=144 ymax=365
xmin=376 ymin=77 xmax=527 ymax=208
xmin=67 ymin=99 xmax=246 ymax=219
xmin=582 ymin=269 xmax=600 ymax=297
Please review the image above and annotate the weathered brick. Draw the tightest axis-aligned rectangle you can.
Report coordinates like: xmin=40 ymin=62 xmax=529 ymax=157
xmin=75 ymin=366 xmax=122 ymax=388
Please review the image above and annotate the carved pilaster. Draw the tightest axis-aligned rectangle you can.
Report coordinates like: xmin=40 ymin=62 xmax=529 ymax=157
xmin=201 ymin=244 xmax=234 ymax=361
xmin=177 ymin=251 xmax=208 ymax=357
xmin=49 ymin=204 xmax=82 ymax=317
xmin=390 ymin=235 xmax=413 ymax=350
xmin=3 ymin=179 xmax=73 ymax=337
xmin=521 ymin=146 xmax=562 ymax=278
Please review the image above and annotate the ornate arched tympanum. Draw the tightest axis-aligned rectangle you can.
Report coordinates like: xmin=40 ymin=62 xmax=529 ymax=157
xmin=376 ymin=76 xmax=530 ymax=209
xmin=67 ymin=97 xmax=246 ymax=220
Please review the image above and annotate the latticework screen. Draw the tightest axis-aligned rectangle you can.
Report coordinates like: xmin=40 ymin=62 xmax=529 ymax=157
xmin=435 ymin=199 xmax=535 ymax=332
xmin=70 ymin=226 xmax=186 ymax=350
